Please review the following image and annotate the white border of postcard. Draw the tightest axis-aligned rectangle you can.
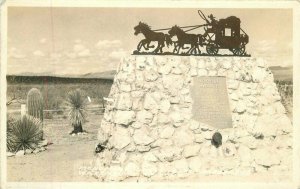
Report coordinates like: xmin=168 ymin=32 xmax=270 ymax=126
xmin=1 ymin=0 xmax=300 ymax=189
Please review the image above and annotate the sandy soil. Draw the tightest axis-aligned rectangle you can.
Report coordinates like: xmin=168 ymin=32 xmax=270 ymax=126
xmin=7 ymin=112 xmax=101 ymax=182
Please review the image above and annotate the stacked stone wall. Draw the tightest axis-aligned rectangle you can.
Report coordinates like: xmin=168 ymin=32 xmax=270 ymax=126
xmin=81 ymin=56 xmax=292 ymax=181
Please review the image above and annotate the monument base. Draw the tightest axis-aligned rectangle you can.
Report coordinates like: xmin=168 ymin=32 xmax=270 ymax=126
xmin=81 ymin=56 xmax=292 ymax=181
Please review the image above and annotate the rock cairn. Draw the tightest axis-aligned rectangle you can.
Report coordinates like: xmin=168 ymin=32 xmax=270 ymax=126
xmin=81 ymin=56 xmax=292 ymax=181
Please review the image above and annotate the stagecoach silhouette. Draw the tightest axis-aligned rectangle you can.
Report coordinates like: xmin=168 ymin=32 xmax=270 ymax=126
xmin=133 ymin=10 xmax=249 ymax=56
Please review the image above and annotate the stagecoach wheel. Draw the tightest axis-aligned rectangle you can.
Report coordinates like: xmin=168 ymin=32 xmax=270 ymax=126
xmin=206 ymin=44 xmax=219 ymax=55
xmin=232 ymin=45 xmax=246 ymax=56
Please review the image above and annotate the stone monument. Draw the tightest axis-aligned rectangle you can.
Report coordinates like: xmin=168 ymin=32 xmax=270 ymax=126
xmin=81 ymin=56 xmax=292 ymax=181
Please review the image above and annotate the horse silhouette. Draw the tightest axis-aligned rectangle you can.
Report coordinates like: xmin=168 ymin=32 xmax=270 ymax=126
xmin=168 ymin=25 xmax=205 ymax=55
xmin=134 ymin=22 xmax=172 ymax=53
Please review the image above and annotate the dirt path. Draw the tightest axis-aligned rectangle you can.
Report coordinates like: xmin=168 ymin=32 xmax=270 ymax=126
xmin=7 ymin=142 xmax=97 ymax=182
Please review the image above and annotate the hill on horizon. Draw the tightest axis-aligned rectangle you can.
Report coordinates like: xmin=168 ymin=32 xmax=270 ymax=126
xmin=269 ymin=66 xmax=293 ymax=82
xmin=7 ymin=66 xmax=292 ymax=82
xmin=8 ymin=70 xmax=116 ymax=80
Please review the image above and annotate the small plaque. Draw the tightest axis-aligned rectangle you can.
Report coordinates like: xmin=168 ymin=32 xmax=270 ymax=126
xmin=190 ymin=76 xmax=232 ymax=129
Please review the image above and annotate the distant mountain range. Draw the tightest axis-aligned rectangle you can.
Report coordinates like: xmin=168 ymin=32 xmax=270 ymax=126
xmin=7 ymin=66 xmax=292 ymax=82
xmin=81 ymin=70 xmax=116 ymax=80
xmin=9 ymin=70 xmax=116 ymax=80
xmin=269 ymin=66 xmax=293 ymax=81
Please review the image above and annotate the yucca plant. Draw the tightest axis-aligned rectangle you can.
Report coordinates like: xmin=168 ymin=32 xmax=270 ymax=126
xmin=66 ymin=89 xmax=87 ymax=134
xmin=7 ymin=115 xmax=43 ymax=152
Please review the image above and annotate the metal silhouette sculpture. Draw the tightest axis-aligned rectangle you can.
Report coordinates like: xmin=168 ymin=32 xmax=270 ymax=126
xmin=168 ymin=25 xmax=205 ymax=55
xmin=133 ymin=10 xmax=249 ymax=56
xmin=134 ymin=22 xmax=172 ymax=53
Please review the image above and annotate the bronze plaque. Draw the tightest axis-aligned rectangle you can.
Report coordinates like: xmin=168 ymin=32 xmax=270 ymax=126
xmin=190 ymin=76 xmax=232 ymax=129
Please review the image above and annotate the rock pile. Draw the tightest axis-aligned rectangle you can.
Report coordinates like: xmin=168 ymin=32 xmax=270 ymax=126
xmin=82 ymin=56 xmax=292 ymax=181
xmin=7 ymin=139 xmax=49 ymax=157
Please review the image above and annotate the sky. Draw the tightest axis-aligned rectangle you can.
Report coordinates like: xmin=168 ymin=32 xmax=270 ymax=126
xmin=7 ymin=7 xmax=292 ymax=75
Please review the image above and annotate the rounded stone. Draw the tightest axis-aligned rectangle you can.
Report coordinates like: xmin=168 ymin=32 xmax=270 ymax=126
xmin=189 ymin=120 xmax=200 ymax=131
xmin=254 ymin=148 xmax=281 ymax=167
xmin=156 ymin=146 xmax=183 ymax=162
xmin=160 ymin=126 xmax=175 ymax=139
xmin=144 ymin=93 xmax=158 ymax=110
xmin=136 ymin=110 xmax=153 ymax=124
xmin=238 ymin=145 xmax=254 ymax=166
xmin=158 ymin=64 xmax=172 ymax=75
xmin=16 ymin=150 xmax=25 ymax=157
xmin=183 ymin=145 xmax=201 ymax=158
xmin=222 ymin=142 xmax=237 ymax=157
xmin=157 ymin=113 xmax=170 ymax=124
xmin=170 ymin=112 xmax=184 ymax=124
xmin=173 ymin=129 xmax=194 ymax=146
xmin=142 ymin=162 xmax=158 ymax=177
xmin=159 ymin=99 xmax=171 ymax=113
xmin=143 ymin=152 xmax=158 ymax=162
xmin=198 ymin=69 xmax=208 ymax=76
xmin=7 ymin=152 xmax=15 ymax=157
xmin=116 ymin=93 xmax=132 ymax=110
xmin=125 ymin=162 xmax=140 ymax=177
xmin=110 ymin=126 xmax=131 ymax=150
xmin=113 ymin=111 xmax=135 ymax=125
xmin=174 ymin=159 xmax=189 ymax=174
xmin=133 ymin=128 xmax=154 ymax=146
xmin=145 ymin=69 xmax=159 ymax=82
xmin=25 ymin=149 xmax=33 ymax=154
xmin=107 ymin=165 xmax=125 ymax=181
xmin=188 ymin=156 xmax=202 ymax=173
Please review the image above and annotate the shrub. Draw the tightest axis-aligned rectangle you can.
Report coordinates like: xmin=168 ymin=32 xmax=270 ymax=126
xmin=66 ymin=89 xmax=87 ymax=134
xmin=7 ymin=116 xmax=16 ymax=152
xmin=44 ymin=111 xmax=54 ymax=119
xmin=7 ymin=115 xmax=43 ymax=152
xmin=56 ymin=110 xmax=64 ymax=115
xmin=275 ymin=80 xmax=293 ymax=116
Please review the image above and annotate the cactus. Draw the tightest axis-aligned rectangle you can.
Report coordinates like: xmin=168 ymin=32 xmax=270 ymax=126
xmin=27 ymin=88 xmax=44 ymax=122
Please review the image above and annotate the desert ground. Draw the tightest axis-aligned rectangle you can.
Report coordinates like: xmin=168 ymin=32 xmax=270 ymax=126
xmin=7 ymin=109 xmax=101 ymax=182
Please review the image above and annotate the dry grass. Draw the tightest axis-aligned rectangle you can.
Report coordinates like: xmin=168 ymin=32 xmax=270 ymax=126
xmin=275 ymin=80 xmax=293 ymax=119
xmin=7 ymin=82 xmax=112 ymax=110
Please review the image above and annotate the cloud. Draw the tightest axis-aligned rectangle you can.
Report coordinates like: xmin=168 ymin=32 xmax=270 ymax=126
xmin=72 ymin=40 xmax=91 ymax=58
xmin=73 ymin=44 xmax=86 ymax=52
xmin=95 ymin=39 xmax=126 ymax=61
xmin=74 ymin=39 xmax=82 ymax=44
xmin=65 ymin=52 xmax=77 ymax=59
xmin=255 ymin=40 xmax=277 ymax=54
xmin=9 ymin=39 xmax=126 ymax=76
xmin=33 ymin=50 xmax=45 ymax=57
xmin=93 ymin=40 xmax=127 ymax=69
xmin=8 ymin=47 xmax=26 ymax=59
xmin=50 ymin=53 xmax=62 ymax=60
xmin=251 ymin=39 xmax=292 ymax=67
xmin=95 ymin=40 xmax=122 ymax=50
xmin=109 ymin=48 xmax=127 ymax=60
xmin=39 ymin=38 xmax=47 ymax=44
xmin=78 ymin=49 xmax=91 ymax=57
xmin=281 ymin=59 xmax=292 ymax=67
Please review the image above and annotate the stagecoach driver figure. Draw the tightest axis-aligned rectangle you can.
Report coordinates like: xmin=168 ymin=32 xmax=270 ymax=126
xmin=203 ymin=14 xmax=218 ymax=38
